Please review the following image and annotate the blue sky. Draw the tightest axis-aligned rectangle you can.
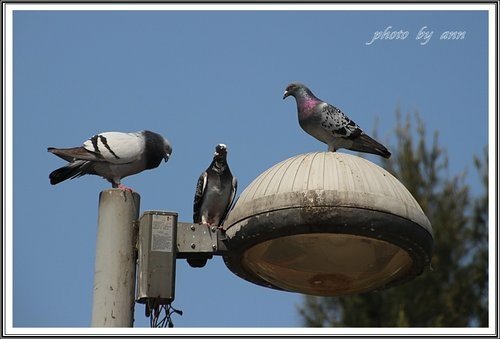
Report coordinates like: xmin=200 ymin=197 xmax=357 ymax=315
xmin=7 ymin=4 xmax=493 ymax=333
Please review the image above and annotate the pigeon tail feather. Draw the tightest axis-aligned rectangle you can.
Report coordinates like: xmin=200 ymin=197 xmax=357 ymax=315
xmin=49 ymin=160 xmax=94 ymax=185
xmin=349 ymin=134 xmax=391 ymax=159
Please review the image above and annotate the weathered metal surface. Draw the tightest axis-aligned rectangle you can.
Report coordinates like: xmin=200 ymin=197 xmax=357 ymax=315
xmin=92 ymin=189 xmax=140 ymax=327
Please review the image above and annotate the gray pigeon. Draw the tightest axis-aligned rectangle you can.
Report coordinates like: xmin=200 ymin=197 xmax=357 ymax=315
xmin=283 ymin=82 xmax=391 ymax=158
xmin=48 ymin=130 xmax=172 ymax=190
xmin=193 ymin=144 xmax=237 ymax=227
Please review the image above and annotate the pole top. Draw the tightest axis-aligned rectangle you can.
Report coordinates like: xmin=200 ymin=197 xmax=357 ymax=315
xmin=99 ymin=188 xmax=141 ymax=198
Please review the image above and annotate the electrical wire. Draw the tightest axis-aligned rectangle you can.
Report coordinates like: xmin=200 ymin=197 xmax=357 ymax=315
xmin=149 ymin=302 xmax=183 ymax=328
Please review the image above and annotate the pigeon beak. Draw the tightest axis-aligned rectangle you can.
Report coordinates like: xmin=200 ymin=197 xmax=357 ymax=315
xmin=164 ymin=154 xmax=170 ymax=163
xmin=283 ymin=90 xmax=290 ymax=99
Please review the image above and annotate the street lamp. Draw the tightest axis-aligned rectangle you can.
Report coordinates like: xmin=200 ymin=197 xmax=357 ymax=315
xmin=222 ymin=152 xmax=433 ymax=296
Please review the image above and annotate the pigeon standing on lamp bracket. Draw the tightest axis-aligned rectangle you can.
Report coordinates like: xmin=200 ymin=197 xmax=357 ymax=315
xmin=193 ymin=144 xmax=238 ymax=228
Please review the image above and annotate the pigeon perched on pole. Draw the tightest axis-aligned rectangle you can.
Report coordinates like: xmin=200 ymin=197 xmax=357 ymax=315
xmin=283 ymin=82 xmax=391 ymax=158
xmin=48 ymin=130 xmax=172 ymax=190
xmin=193 ymin=144 xmax=237 ymax=227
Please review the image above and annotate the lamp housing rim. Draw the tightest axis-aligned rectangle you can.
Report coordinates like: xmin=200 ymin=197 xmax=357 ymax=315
xmin=223 ymin=205 xmax=433 ymax=295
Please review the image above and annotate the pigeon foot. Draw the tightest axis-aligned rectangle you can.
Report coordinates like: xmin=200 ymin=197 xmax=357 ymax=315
xmin=117 ymin=184 xmax=134 ymax=192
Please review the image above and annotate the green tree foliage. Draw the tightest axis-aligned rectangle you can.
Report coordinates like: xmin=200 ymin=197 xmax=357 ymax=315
xmin=298 ymin=111 xmax=489 ymax=327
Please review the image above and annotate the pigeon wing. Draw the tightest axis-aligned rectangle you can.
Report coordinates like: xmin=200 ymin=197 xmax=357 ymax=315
xmin=318 ymin=102 xmax=363 ymax=139
xmin=81 ymin=131 xmax=144 ymax=164
xmin=48 ymin=146 xmax=98 ymax=162
xmin=193 ymin=171 xmax=208 ymax=223
xmin=319 ymin=103 xmax=390 ymax=158
xmin=220 ymin=176 xmax=238 ymax=226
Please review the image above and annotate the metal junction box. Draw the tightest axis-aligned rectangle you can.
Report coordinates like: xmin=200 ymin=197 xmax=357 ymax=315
xmin=136 ymin=211 xmax=178 ymax=306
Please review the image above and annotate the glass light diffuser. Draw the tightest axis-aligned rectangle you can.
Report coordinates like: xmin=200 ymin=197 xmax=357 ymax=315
xmin=242 ymin=233 xmax=413 ymax=296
